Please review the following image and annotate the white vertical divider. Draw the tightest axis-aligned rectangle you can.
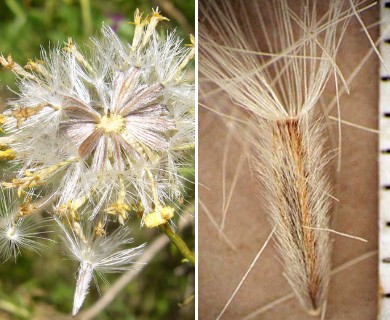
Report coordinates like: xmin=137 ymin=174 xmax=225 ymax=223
xmin=379 ymin=1 xmax=390 ymax=319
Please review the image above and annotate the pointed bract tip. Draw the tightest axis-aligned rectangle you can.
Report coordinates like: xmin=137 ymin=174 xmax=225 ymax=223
xmin=72 ymin=262 xmax=94 ymax=316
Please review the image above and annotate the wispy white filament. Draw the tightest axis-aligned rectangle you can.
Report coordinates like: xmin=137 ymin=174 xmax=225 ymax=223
xmin=216 ymin=228 xmax=275 ymax=320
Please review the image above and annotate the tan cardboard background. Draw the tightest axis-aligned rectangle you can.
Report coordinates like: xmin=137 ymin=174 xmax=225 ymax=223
xmin=199 ymin=1 xmax=379 ymax=319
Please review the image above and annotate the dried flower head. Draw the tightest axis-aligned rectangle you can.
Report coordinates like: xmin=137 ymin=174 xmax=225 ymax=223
xmin=1 ymin=9 xmax=194 ymax=225
xmin=0 ymin=8 xmax=194 ymax=316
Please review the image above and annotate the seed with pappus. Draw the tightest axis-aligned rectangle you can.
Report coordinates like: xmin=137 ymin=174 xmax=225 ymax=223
xmin=199 ymin=0 xmax=363 ymax=315
xmin=55 ymin=217 xmax=145 ymax=316
xmin=0 ymin=187 xmax=49 ymax=262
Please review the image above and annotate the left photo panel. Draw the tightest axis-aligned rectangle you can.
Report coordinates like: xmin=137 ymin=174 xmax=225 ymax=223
xmin=0 ymin=1 xmax=195 ymax=319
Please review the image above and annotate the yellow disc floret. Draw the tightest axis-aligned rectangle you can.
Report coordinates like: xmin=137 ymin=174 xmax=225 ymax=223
xmin=144 ymin=206 xmax=175 ymax=228
xmin=97 ymin=114 xmax=126 ymax=134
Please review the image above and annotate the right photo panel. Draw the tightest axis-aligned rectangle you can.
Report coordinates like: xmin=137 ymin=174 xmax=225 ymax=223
xmin=198 ymin=1 xmax=379 ymax=319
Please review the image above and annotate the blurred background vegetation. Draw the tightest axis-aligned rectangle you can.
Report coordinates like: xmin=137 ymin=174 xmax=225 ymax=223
xmin=0 ymin=0 xmax=195 ymax=319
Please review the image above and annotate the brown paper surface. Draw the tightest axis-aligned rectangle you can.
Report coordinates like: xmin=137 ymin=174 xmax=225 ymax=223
xmin=199 ymin=2 xmax=379 ymax=319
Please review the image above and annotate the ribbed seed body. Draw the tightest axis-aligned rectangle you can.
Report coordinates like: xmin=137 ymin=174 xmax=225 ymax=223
xmin=252 ymin=111 xmax=332 ymax=313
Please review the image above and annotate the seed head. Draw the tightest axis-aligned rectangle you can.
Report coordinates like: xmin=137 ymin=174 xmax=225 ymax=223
xmin=2 ymin=9 xmax=195 ymax=223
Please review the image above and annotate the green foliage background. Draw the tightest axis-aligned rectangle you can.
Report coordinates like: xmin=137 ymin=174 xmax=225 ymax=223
xmin=0 ymin=1 xmax=195 ymax=319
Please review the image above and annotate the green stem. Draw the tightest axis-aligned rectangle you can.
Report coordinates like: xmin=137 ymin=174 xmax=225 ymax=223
xmin=80 ymin=0 xmax=92 ymax=36
xmin=5 ymin=0 xmax=26 ymax=25
xmin=160 ymin=223 xmax=195 ymax=265
xmin=0 ymin=299 xmax=29 ymax=318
